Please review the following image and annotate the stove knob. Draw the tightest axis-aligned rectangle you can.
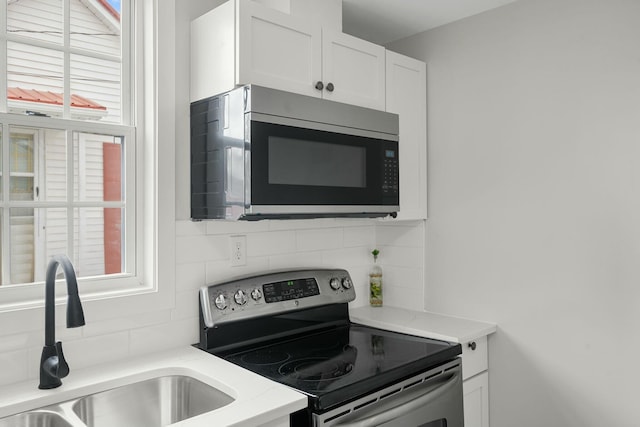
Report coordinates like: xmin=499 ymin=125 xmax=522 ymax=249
xmin=251 ymin=288 xmax=262 ymax=301
xmin=329 ymin=278 xmax=341 ymax=290
xmin=214 ymin=294 xmax=228 ymax=310
xmin=342 ymin=277 xmax=353 ymax=289
xmin=234 ymin=289 xmax=248 ymax=305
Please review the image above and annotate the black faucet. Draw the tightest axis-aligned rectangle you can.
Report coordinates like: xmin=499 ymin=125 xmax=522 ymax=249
xmin=39 ymin=255 xmax=85 ymax=389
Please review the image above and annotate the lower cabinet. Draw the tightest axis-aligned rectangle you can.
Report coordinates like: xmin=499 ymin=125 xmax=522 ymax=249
xmin=463 ymin=371 xmax=489 ymax=427
xmin=462 ymin=335 xmax=490 ymax=427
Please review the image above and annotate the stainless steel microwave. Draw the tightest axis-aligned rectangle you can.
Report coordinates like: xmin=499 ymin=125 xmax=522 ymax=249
xmin=190 ymin=85 xmax=399 ymax=220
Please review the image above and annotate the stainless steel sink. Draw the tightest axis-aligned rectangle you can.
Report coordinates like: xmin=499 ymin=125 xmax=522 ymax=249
xmin=0 ymin=375 xmax=234 ymax=427
xmin=0 ymin=410 xmax=74 ymax=427
xmin=72 ymin=375 xmax=234 ymax=427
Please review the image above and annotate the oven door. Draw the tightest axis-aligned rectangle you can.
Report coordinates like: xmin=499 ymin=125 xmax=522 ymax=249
xmin=247 ymin=119 xmax=399 ymax=216
xmin=316 ymin=359 xmax=463 ymax=427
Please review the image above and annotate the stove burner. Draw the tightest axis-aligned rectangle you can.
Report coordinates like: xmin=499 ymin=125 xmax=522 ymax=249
xmin=279 ymin=357 xmax=354 ymax=382
xmin=240 ymin=349 xmax=291 ymax=365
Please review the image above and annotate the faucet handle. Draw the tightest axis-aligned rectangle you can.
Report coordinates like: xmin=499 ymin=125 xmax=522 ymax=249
xmin=55 ymin=342 xmax=70 ymax=378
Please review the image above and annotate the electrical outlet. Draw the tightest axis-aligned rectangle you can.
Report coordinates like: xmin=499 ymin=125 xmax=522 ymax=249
xmin=230 ymin=235 xmax=246 ymax=266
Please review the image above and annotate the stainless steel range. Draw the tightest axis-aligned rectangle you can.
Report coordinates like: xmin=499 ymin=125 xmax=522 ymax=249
xmin=197 ymin=269 xmax=463 ymax=427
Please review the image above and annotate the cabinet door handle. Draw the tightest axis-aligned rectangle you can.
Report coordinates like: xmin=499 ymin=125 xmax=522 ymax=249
xmin=468 ymin=341 xmax=477 ymax=351
xmin=326 ymin=82 xmax=334 ymax=92
xmin=315 ymin=81 xmax=324 ymax=90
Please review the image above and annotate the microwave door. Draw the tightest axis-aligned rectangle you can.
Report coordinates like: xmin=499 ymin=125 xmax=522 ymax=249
xmin=248 ymin=121 xmax=398 ymax=217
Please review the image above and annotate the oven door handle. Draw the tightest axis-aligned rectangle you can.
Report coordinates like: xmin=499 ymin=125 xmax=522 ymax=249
xmin=336 ymin=371 xmax=460 ymax=427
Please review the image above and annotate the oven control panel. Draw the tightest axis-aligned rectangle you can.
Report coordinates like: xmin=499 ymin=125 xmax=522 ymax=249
xmin=199 ymin=269 xmax=355 ymax=328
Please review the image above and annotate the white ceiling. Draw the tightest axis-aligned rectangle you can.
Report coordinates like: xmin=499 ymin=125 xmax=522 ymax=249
xmin=342 ymin=0 xmax=520 ymax=45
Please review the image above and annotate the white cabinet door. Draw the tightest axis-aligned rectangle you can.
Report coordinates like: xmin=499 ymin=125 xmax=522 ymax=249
xmin=385 ymin=51 xmax=427 ymax=220
xmin=322 ymin=29 xmax=386 ymax=110
xmin=237 ymin=0 xmax=322 ymax=98
xmin=463 ymin=372 xmax=490 ymax=427
xmin=192 ymin=1 xmax=386 ymax=109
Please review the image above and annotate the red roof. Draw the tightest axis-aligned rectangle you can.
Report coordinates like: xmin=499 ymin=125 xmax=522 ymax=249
xmin=97 ymin=0 xmax=120 ymax=21
xmin=8 ymin=87 xmax=107 ymax=110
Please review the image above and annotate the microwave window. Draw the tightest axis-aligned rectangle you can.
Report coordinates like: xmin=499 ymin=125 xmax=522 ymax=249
xmin=268 ymin=137 xmax=366 ymax=188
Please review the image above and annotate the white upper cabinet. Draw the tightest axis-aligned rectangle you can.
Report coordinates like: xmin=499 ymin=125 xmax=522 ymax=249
xmin=385 ymin=51 xmax=427 ymax=220
xmin=191 ymin=0 xmax=386 ymax=110
xmin=237 ymin=0 xmax=322 ymax=99
xmin=321 ymin=29 xmax=386 ymax=110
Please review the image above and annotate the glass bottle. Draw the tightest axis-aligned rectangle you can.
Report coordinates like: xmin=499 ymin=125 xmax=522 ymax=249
xmin=369 ymin=249 xmax=383 ymax=307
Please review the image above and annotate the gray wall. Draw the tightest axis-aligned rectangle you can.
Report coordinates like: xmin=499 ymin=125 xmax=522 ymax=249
xmin=389 ymin=0 xmax=640 ymax=426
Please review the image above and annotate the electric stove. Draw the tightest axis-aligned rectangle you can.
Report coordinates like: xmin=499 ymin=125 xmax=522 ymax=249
xmin=197 ymin=269 xmax=463 ymax=427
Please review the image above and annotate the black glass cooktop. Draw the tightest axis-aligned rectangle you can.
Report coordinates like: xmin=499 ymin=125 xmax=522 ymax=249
xmin=220 ymin=324 xmax=461 ymax=411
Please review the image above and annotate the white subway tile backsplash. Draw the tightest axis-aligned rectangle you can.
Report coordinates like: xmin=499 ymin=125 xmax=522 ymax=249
xmin=0 ymin=333 xmax=31 ymax=353
xmin=81 ymin=310 xmax=173 ymax=338
xmin=175 ymin=262 xmax=207 ymax=292
xmin=343 ymin=226 xmax=376 ymax=248
xmin=247 ymin=231 xmax=296 ymax=256
xmin=175 ymin=220 xmax=207 ymax=237
xmin=172 ymin=290 xmax=200 ymax=320
xmin=377 ymin=245 xmax=423 ymax=268
xmin=205 ymin=257 xmax=271 ymax=284
xmin=175 ymin=234 xmax=228 ymax=264
xmin=296 ymin=228 xmax=343 ymax=252
xmin=377 ymin=223 xmax=424 ymax=247
xmin=383 ymin=284 xmax=424 ymax=311
xmin=268 ymin=218 xmax=338 ymax=231
xmin=269 ymin=251 xmax=324 ymax=270
xmin=322 ymin=247 xmax=369 ymax=268
xmin=129 ymin=318 xmax=198 ymax=356
xmin=382 ymin=266 xmax=424 ymax=290
xmin=206 ymin=220 xmax=269 ymax=235
xmin=0 ymin=350 xmax=29 ymax=386
xmin=63 ymin=331 xmax=130 ymax=370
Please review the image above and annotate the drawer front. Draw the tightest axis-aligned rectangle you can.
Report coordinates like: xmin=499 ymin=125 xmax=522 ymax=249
xmin=461 ymin=335 xmax=488 ymax=380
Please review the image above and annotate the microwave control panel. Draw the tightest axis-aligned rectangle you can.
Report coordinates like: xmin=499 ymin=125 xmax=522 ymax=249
xmin=382 ymin=146 xmax=399 ymax=196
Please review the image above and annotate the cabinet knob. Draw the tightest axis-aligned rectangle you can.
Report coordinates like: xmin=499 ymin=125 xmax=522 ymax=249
xmin=315 ymin=81 xmax=324 ymax=90
xmin=326 ymin=82 xmax=334 ymax=92
xmin=468 ymin=341 xmax=477 ymax=351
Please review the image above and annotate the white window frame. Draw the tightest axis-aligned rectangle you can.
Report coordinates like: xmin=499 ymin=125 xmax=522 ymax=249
xmin=0 ymin=0 xmax=176 ymax=321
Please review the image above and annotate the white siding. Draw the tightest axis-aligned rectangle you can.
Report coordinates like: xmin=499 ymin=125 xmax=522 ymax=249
xmin=6 ymin=0 xmax=64 ymax=45
xmin=7 ymin=42 xmax=64 ymax=94
xmin=7 ymin=0 xmax=122 ymax=122
xmin=10 ymin=218 xmax=35 ymax=284
xmin=71 ymin=0 xmax=121 ymax=57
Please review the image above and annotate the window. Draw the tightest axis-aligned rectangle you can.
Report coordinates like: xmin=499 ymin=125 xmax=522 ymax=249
xmin=0 ymin=0 xmax=138 ymax=297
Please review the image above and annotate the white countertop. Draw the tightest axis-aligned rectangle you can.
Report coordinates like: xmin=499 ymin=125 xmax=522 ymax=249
xmin=0 ymin=346 xmax=306 ymax=426
xmin=350 ymin=306 xmax=497 ymax=343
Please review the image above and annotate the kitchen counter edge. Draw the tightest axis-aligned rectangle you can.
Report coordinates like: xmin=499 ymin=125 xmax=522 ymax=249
xmin=349 ymin=306 xmax=497 ymax=343
xmin=0 ymin=346 xmax=307 ymax=426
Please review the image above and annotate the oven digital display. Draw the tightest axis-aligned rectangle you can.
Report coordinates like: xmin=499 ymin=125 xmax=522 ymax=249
xmin=262 ymin=278 xmax=320 ymax=303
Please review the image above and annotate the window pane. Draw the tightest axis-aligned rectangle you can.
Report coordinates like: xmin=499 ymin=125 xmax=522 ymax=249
xmin=0 ymin=127 xmax=3 ymax=199
xmin=70 ymin=1 xmax=121 ymax=57
xmin=74 ymin=207 xmax=123 ymax=277
xmin=10 ymin=207 xmax=35 ymax=284
xmin=10 ymin=132 xmax=33 ymax=173
xmin=42 ymin=128 xmax=67 ymax=201
xmin=10 ymin=130 xmax=34 ymax=202
xmin=7 ymin=0 xmax=63 ymax=45
xmin=9 ymin=208 xmax=68 ymax=285
xmin=74 ymin=132 xmax=123 ymax=202
xmin=10 ymin=208 xmax=68 ymax=284
xmin=7 ymin=42 xmax=64 ymax=117
xmin=10 ymin=127 xmax=67 ymax=202
xmin=70 ymin=54 xmax=121 ymax=123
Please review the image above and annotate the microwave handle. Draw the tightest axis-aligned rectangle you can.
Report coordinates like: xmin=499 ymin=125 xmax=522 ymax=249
xmin=224 ymin=147 xmax=232 ymax=193
xmin=336 ymin=371 xmax=459 ymax=427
